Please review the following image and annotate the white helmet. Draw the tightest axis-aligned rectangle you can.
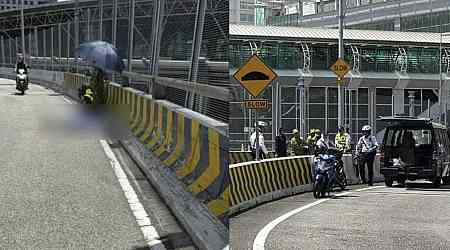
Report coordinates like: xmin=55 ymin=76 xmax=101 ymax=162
xmin=362 ymin=125 xmax=371 ymax=131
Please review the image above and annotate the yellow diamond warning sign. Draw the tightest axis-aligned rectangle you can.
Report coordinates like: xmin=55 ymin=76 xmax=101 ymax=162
xmin=233 ymin=54 xmax=278 ymax=97
xmin=331 ymin=58 xmax=351 ymax=78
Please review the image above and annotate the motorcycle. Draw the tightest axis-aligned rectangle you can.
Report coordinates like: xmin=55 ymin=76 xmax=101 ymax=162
xmin=16 ymin=68 xmax=28 ymax=95
xmin=313 ymin=150 xmax=347 ymax=198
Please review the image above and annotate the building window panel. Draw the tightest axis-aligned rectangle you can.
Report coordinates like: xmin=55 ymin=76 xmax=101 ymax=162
xmin=308 ymin=119 xmax=326 ymax=133
xmin=309 ymin=104 xmax=326 ymax=118
xmin=309 ymin=87 xmax=325 ymax=103
xmin=376 ymin=88 xmax=392 ymax=104
xmin=328 ymin=104 xmax=338 ymax=119
xmin=328 ymin=87 xmax=338 ymax=104
xmin=358 ymin=105 xmax=369 ymax=119
xmin=358 ymin=88 xmax=369 ymax=104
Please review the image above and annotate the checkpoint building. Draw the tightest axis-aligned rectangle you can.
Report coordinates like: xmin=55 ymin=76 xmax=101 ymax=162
xmin=267 ymin=0 xmax=450 ymax=34
xmin=229 ymin=24 xmax=450 ymax=151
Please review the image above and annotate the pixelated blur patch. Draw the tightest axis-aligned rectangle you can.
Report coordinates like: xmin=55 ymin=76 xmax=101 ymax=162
xmin=38 ymin=104 xmax=131 ymax=140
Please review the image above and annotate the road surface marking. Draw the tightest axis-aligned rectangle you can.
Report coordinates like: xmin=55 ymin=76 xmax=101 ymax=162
xmin=100 ymin=140 xmax=166 ymax=249
xmin=62 ymin=96 xmax=73 ymax=104
xmin=252 ymin=186 xmax=383 ymax=250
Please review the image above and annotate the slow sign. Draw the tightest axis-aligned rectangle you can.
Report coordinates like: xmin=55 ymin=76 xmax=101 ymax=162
xmin=244 ymin=99 xmax=270 ymax=109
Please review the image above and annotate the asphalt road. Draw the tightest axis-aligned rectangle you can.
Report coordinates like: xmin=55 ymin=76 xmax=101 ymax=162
xmin=231 ymin=182 xmax=450 ymax=250
xmin=0 ymin=78 xmax=179 ymax=249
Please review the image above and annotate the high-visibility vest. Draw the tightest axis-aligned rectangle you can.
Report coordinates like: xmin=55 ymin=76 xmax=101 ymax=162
xmin=335 ymin=132 xmax=349 ymax=149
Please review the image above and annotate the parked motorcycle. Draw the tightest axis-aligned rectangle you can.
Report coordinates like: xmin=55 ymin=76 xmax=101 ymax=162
xmin=16 ymin=68 xmax=28 ymax=95
xmin=313 ymin=150 xmax=347 ymax=198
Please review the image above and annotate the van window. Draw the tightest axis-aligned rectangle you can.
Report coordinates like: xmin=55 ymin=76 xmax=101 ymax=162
xmin=440 ymin=129 xmax=450 ymax=153
xmin=384 ymin=129 xmax=395 ymax=146
xmin=411 ymin=129 xmax=432 ymax=146
xmin=385 ymin=128 xmax=431 ymax=147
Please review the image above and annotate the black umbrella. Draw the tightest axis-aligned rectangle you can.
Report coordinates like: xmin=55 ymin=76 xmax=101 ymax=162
xmin=75 ymin=41 xmax=125 ymax=73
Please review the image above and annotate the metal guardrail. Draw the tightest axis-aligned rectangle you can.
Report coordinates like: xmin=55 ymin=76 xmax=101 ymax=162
xmin=122 ymin=71 xmax=232 ymax=102
xmin=121 ymin=71 xmax=230 ymax=123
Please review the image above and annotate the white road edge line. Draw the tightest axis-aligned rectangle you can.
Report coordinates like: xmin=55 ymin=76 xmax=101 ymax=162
xmin=99 ymin=140 xmax=166 ymax=250
xmin=252 ymin=186 xmax=383 ymax=250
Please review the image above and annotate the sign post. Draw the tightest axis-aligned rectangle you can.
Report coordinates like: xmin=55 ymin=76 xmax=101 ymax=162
xmin=331 ymin=58 xmax=350 ymax=127
xmin=233 ymin=54 xmax=278 ymax=160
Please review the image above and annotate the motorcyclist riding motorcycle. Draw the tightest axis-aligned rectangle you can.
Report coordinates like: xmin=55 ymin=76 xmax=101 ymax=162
xmin=15 ymin=55 xmax=29 ymax=86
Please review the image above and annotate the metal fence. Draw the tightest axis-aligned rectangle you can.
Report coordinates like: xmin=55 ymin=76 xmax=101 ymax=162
xmin=0 ymin=0 xmax=229 ymax=123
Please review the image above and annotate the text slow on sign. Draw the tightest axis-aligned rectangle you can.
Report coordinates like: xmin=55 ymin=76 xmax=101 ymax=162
xmin=244 ymin=99 xmax=269 ymax=109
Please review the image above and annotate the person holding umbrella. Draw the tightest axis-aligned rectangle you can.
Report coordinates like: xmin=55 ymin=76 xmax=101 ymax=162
xmin=75 ymin=41 xmax=125 ymax=104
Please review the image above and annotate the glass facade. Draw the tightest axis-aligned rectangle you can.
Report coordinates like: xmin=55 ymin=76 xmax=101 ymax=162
xmin=229 ymin=41 xmax=447 ymax=74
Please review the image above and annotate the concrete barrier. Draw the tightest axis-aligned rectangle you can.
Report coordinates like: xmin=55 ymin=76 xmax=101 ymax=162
xmin=105 ymin=84 xmax=229 ymax=225
xmin=63 ymin=72 xmax=90 ymax=100
xmin=230 ymin=156 xmax=313 ymax=215
xmin=229 ymin=154 xmax=384 ymax=215
xmin=229 ymin=151 xmax=276 ymax=164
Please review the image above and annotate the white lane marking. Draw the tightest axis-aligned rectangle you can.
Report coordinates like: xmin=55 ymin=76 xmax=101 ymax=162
xmin=252 ymin=186 xmax=383 ymax=250
xmin=62 ymin=96 xmax=73 ymax=104
xmin=100 ymin=140 xmax=166 ymax=249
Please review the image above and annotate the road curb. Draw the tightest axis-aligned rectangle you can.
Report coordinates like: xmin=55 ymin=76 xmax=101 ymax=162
xmin=119 ymin=137 xmax=229 ymax=250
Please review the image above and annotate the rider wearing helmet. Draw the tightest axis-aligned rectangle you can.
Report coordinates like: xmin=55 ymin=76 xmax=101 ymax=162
xmin=315 ymin=129 xmax=329 ymax=155
xmin=15 ymin=55 xmax=28 ymax=74
xmin=356 ymin=125 xmax=379 ymax=186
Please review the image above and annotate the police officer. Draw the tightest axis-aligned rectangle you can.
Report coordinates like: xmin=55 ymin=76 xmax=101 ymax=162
xmin=335 ymin=126 xmax=351 ymax=153
xmin=250 ymin=126 xmax=268 ymax=160
xmin=289 ymin=129 xmax=306 ymax=156
xmin=275 ymin=128 xmax=288 ymax=157
xmin=356 ymin=125 xmax=378 ymax=186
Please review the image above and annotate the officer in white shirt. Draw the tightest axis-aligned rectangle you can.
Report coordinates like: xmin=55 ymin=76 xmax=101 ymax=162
xmin=356 ymin=125 xmax=379 ymax=186
xmin=250 ymin=127 xmax=268 ymax=160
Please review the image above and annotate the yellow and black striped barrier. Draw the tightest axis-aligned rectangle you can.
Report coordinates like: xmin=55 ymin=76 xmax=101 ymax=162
xmin=63 ymin=72 xmax=90 ymax=100
xmin=106 ymin=83 xmax=229 ymax=225
xmin=229 ymin=156 xmax=313 ymax=214
xmin=229 ymin=151 xmax=277 ymax=164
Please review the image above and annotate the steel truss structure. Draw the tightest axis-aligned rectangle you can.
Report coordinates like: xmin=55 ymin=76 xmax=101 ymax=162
xmin=0 ymin=0 xmax=229 ymax=123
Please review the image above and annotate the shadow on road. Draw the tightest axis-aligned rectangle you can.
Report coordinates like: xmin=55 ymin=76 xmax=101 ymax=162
xmin=331 ymin=194 xmax=360 ymax=199
xmin=48 ymin=93 xmax=63 ymax=96
xmin=403 ymin=182 xmax=450 ymax=191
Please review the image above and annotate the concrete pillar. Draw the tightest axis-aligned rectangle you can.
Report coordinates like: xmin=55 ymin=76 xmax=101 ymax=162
xmin=272 ymin=80 xmax=280 ymax=150
xmin=394 ymin=17 xmax=401 ymax=31
xmin=369 ymin=87 xmax=376 ymax=130
xmin=392 ymin=88 xmax=405 ymax=115
xmin=408 ymin=90 xmax=415 ymax=117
